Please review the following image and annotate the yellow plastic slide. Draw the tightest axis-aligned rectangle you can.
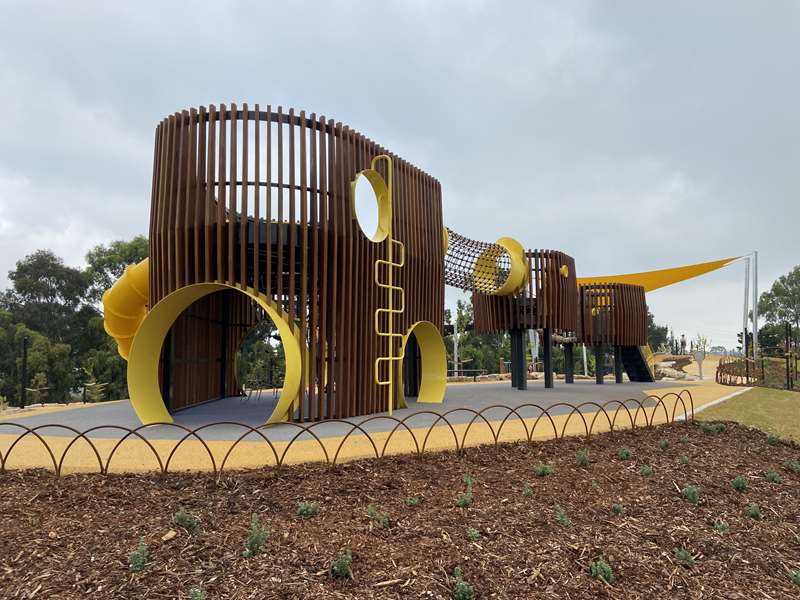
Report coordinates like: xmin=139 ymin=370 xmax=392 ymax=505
xmin=102 ymin=258 xmax=149 ymax=360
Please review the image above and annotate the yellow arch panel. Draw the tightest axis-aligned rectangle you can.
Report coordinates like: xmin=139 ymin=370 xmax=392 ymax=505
xmin=577 ymin=257 xmax=740 ymax=292
xmin=127 ymin=282 xmax=302 ymax=426
xmin=395 ymin=321 xmax=447 ymax=409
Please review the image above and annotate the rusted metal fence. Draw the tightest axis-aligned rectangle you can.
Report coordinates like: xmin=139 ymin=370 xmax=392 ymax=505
xmin=0 ymin=390 xmax=694 ymax=478
xmin=716 ymin=355 xmax=798 ymax=391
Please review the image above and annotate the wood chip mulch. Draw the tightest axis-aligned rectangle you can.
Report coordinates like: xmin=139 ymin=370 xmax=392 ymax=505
xmin=1 ymin=421 xmax=799 ymax=599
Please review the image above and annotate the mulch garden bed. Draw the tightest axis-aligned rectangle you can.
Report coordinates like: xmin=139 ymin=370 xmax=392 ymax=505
xmin=1 ymin=421 xmax=799 ymax=599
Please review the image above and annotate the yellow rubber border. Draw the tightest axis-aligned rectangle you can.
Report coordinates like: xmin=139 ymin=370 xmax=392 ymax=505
xmin=127 ymin=282 xmax=302 ymax=426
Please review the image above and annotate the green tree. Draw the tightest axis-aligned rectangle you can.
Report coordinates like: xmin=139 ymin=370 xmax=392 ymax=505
xmin=647 ymin=310 xmax=669 ymax=351
xmin=84 ymin=236 xmax=149 ymax=303
xmin=759 ymin=265 xmax=800 ymax=352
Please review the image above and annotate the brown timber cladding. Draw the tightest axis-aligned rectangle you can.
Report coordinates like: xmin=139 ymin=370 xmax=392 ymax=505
xmin=473 ymin=250 xmax=578 ymax=334
xmin=577 ymin=283 xmax=647 ymax=346
xmin=149 ymin=105 xmax=444 ymax=421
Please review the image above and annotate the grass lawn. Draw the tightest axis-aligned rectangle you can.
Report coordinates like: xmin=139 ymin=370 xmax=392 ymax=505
xmin=698 ymin=387 xmax=800 ymax=441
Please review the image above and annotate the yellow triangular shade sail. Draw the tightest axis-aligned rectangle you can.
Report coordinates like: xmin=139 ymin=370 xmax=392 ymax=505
xmin=577 ymin=257 xmax=740 ymax=292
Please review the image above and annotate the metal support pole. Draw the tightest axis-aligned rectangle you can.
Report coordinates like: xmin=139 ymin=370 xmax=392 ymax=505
xmin=453 ymin=319 xmax=459 ymax=378
xmin=752 ymin=250 xmax=759 ymax=358
xmin=543 ymin=328 xmax=553 ymax=389
xmin=510 ymin=329 xmax=527 ymax=390
xmin=19 ymin=336 xmax=28 ymax=408
xmin=582 ymin=344 xmax=588 ymax=376
xmin=594 ymin=343 xmax=604 ymax=384
xmin=614 ymin=345 xmax=623 ymax=383
xmin=564 ymin=343 xmax=574 ymax=384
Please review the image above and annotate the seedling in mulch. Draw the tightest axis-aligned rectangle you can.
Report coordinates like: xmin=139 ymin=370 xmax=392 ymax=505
xmin=786 ymin=461 xmax=800 ymax=474
xmin=189 ymin=588 xmax=206 ymax=600
xmin=589 ymin=557 xmax=614 ymax=584
xmin=767 ymin=434 xmax=780 ymax=446
xmin=534 ymin=463 xmax=553 ymax=477
xmin=174 ymin=509 xmax=201 ymax=533
xmin=554 ymin=505 xmax=572 ymax=528
xmin=639 ymin=465 xmax=654 ymax=477
xmin=679 ymin=435 xmax=689 ymax=444
xmin=713 ymin=520 xmax=730 ymax=533
xmin=617 ymin=447 xmax=632 ymax=461
xmin=522 ymin=483 xmax=533 ymax=497
xmin=674 ymin=547 xmax=695 ymax=566
xmin=611 ymin=503 xmax=624 ymax=515
xmin=765 ymin=470 xmax=782 ymax=484
xmin=791 ymin=570 xmax=800 ymax=585
xmin=731 ymin=476 xmax=748 ymax=492
xmin=331 ymin=548 xmax=353 ymax=578
xmin=746 ymin=503 xmax=763 ymax=520
xmin=242 ymin=514 xmax=269 ymax=557
xmin=700 ymin=422 xmax=726 ymax=434
xmin=678 ymin=454 xmax=689 ymax=465
xmin=297 ymin=501 xmax=320 ymax=518
xmin=456 ymin=475 xmax=474 ymax=508
xmin=405 ymin=496 xmax=420 ymax=507
xmin=576 ymin=448 xmax=590 ymax=467
xmin=466 ymin=527 xmax=481 ymax=541
xmin=452 ymin=567 xmax=475 ymax=600
xmin=367 ymin=505 xmax=390 ymax=529
xmin=657 ymin=439 xmax=670 ymax=451
xmin=681 ymin=485 xmax=700 ymax=504
xmin=128 ymin=538 xmax=149 ymax=572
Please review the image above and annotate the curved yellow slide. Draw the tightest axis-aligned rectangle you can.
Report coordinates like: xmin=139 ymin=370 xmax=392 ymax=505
xmin=102 ymin=258 xmax=149 ymax=360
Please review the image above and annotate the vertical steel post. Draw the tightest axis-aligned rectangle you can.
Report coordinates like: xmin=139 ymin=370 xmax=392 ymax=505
xmin=564 ymin=343 xmax=574 ymax=384
xmin=752 ymin=251 xmax=759 ymax=358
xmin=614 ymin=345 xmax=623 ymax=383
xmin=543 ymin=328 xmax=553 ymax=389
xmin=20 ymin=336 xmax=28 ymax=408
xmin=594 ymin=343 xmax=604 ymax=384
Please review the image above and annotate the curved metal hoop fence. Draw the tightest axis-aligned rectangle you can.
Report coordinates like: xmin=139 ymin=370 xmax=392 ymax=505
xmin=0 ymin=390 xmax=694 ymax=479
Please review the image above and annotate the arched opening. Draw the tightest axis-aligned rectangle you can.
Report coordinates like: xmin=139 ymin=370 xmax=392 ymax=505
xmin=396 ymin=321 xmax=447 ymax=409
xmin=235 ymin=319 xmax=286 ymax=406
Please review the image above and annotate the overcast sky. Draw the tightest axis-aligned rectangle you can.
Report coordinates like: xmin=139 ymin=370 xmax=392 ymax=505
xmin=1 ymin=1 xmax=797 ymax=349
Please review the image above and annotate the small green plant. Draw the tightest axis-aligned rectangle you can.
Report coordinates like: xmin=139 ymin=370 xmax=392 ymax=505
xmin=658 ymin=439 xmax=670 ymax=451
xmin=456 ymin=474 xmax=474 ymax=508
xmin=576 ymin=448 xmax=590 ymax=467
xmin=786 ymin=460 xmax=800 ymax=474
xmin=189 ymin=589 xmax=206 ymax=600
xmin=555 ymin=505 xmax=572 ymax=528
xmin=791 ymin=570 xmax=800 ymax=585
xmin=700 ymin=421 xmax=726 ymax=434
xmin=174 ymin=509 xmax=201 ymax=533
xmin=297 ymin=501 xmax=320 ymax=518
xmin=522 ymin=483 xmax=533 ymax=497
xmin=452 ymin=567 xmax=474 ymax=600
xmin=639 ymin=465 xmax=654 ymax=477
xmin=611 ymin=503 xmax=624 ymax=515
xmin=679 ymin=435 xmax=689 ymax=444
xmin=674 ymin=547 xmax=694 ymax=566
xmin=405 ymin=496 xmax=420 ymax=507
xmin=765 ymin=469 xmax=782 ymax=484
xmin=678 ymin=454 xmax=689 ymax=465
xmin=746 ymin=503 xmax=763 ymax=520
xmin=367 ymin=505 xmax=390 ymax=528
xmin=713 ymin=520 xmax=729 ymax=533
xmin=242 ymin=514 xmax=269 ymax=557
xmin=331 ymin=548 xmax=353 ymax=578
xmin=589 ymin=557 xmax=614 ymax=584
xmin=617 ymin=447 xmax=631 ymax=461
xmin=767 ymin=434 xmax=780 ymax=446
xmin=534 ymin=463 xmax=553 ymax=477
xmin=465 ymin=527 xmax=481 ymax=541
xmin=681 ymin=485 xmax=700 ymax=504
xmin=128 ymin=538 xmax=149 ymax=572
xmin=731 ymin=475 xmax=748 ymax=492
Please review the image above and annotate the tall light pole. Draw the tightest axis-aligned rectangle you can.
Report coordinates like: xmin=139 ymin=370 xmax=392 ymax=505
xmin=742 ymin=256 xmax=750 ymax=356
xmin=752 ymin=250 xmax=759 ymax=358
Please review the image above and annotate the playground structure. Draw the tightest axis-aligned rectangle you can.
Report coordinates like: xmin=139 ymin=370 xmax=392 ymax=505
xmin=102 ymin=103 xmax=741 ymax=426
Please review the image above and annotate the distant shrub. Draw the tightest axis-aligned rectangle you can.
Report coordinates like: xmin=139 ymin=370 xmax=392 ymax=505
xmin=746 ymin=503 xmax=763 ymax=520
xmin=700 ymin=422 xmax=726 ymax=434
xmin=297 ymin=501 xmax=320 ymax=518
xmin=576 ymin=448 xmax=590 ymax=467
xmin=639 ymin=465 xmax=654 ymax=477
xmin=174 ymin=509 xmax=201 ymax=533
xmin=611 ymin=503 xmax=624 ymax=515
xmin=674 ymin=547 xmax=694 ymax=566
xmin=522 ymin=483 xmax=533 ymax=497
xmin=791 ymin=570 xmax=800 ymax=585
xmin=617 ymin=447 xmax=632 ymax=461
xmin=452 ymin=567 xmax=474 ymax=600
xmin=679 ymin=435 xmax=689 ymax=444
xmin=405 ymin=496 xmax=420 ymax=507
xmin=713 ymin=520 xmax=729 ymax=533
xmin=681 ymin=485 xmax=700 ymax=504
xmin=589 ymin=557 xmax=614 ymax=583
xmin=128 ymin=539 xmax=149 ymax=572
xmin=657 ymin=439 xmax=669 ymax=451
xmin=466 ymin=527 xmax=481 ymax=541
xmin=534 ymin=463 xmax=553 ymax=477
xmin=767 ymin=434 xmax=780 ymax=446
xmin=367 ymin=505 xmax=390 ymax=529
xmin=555 ymin=505 xmax=572 ymax=528
xmin=786 ymin=461 xmax=800 ymax=474
xmin=731 ymin=476 xmax=747 ymax=492
xmin=242 ymin=514 xmax=269 ymax=557
xmin=678 ymin=454 xmax=689 ymax=465
xmin=765 ymin=470 xmax=782 ymax=484
xmin=331 ymin=548 xmax=353 ymax=578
